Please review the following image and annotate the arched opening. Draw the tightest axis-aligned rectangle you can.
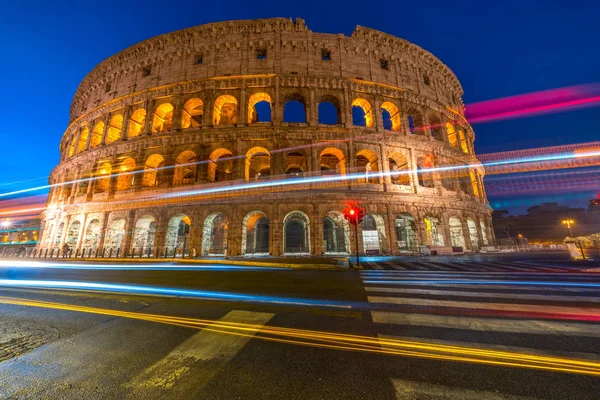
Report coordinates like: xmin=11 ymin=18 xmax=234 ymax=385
xmin=83 ymin=219 xmax=101 ymax=250
xmin=429 ymin=115 xmax=444 ymax=141
xmin=242 ymin=211 xmax=270 ymax=255
xmin=356 ymin=149 xmax=379 ymax=184
xmin=77 ymin=127 xmax=89 ymax=153
xmin=213 ymin=95 xmax=238 ymax=125
xmin=381 ymin=102 xmax=401 ymax=132
xmin=106 ymin=114 xmax=123 ymax=143
xmin=284 ymin=152 xmax=306 ymax=178
xmin=90 ymin=121 xmax=104 ymax=148
xmin=318 ymin=96 xmax=340 ymax=125
xmin=283 ymin=211 xmax=310 ymax=254
xmin=65 ymin=221 xmax=81 ymax=247
xmin=449 ymin=217 xmax=466 ymax=249
xmin=248 ymin=92 xmax=272 ymax=123
xmin=424 ymin=216 xmax=445 ymax=246
xmin=208 ymin=148 xmax=234 ymax=183
xmin=116 ymin=157 xmax=136 ymax=191
xmin=416 ymin=155 xmax=435 ymax=188
xmin=95 ymin=162 xmax=111 ymax=193
xmin=439 ymin=161 xmax=455 ymax=191
xmin=68 ymin=135 xmax=76 ymax=158
xmin=283 ymin=96 xmax=306 ymax=123
xmin=388 ymin=153 xmax=410 ymax=186
xmin=320 ymin=148 xmax=346 ymax=176
xmin=142 ymin=154 xmax=164 ymax=187
xmin=470 ymin=170 xmax=480 ymax=197
xmin=407 ymin=109 xmax=424 ymax=135
xmin=166 ymin=214 xmax=191 ymax=256
xmin=351 ymin=98 xmax=373 ymax=128
xmin=181 ymin=98 xmax=204 ymax=129
xmin=459 ymin=129 xmax=469 ymax=154
xmin=105 ymin=218 xmax=126 ymax=253
xmin=173 ymin=150 xmax=197 ymax=186
xmin=458 ymin=168 xmax=472 ymax=194
xmin=132 ymin=215 xmax=157 ymax=254
xmin=128 ymin=109 xmax=146 ymax=138
xmin=361 ymin=214 xmax=386 ymax=254
xmin=467 ymin=218 xmax=479 ymax=250
xmin=323 ymin=211 xmax=350 ymax=254
xmin=202 ymin=212 xmax=229 ymax=256
xmin=446 ymin=122 xmax=458 ymax=147
xmin=480 ymin=220 xmax=489 ymax=246
xmin=245 ymin=147 xmax=270 ymax=181
xmin=152 ymin=103 xmax=174 ymax=133
xmin=395 ymin=213 xmax=418 ymax=252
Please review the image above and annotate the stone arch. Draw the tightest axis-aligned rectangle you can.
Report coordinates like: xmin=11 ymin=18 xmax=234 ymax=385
xmin=83 ymin=219 xmax=101 ymax=250
xmin=208 ymin=148 xmax=234 ymax=183
xmin=105 ymin=217 xmax=126 ymax=252
xmin=446 ymin=122 xmax=458 ymax=147
xmin=95 ymin=162 xmax=112 ymax=193
xmin=142 ymin=154 xmax=164 ymax=187
xmin=317 ymin=94 xmax=341 ymax=125
xmin=283 ymin=210 xmax=310 ymax=254
xmin=469 ymin=170 xmax=480 ymax=197
xmin=242 ymin=211 xmax=270 ymax=255
xmin=356 ymin=149 xmax=379 ymax=184
xmin=65 ymin=220 xmax=81 ymax=247
xmin=381 ymin=101 xmax=401 ymax=132
xmin=202 ymin=212 xmax=230 ymax=256
xmin=166 ymin=213 xmax=192 ymax=255
xmin=323 ymin=211 xmax=350 ymax=254
xmin=424 ymin=216 xmax=445 ymax=246
xmin=459 ymin=129 xmax=469 ymax=154
xmin=429 ymin=114 xmax=444 ymax=141
xmin=90 ymin=121 xmax=104 ymax=148
xmin=173 ymin=150 xmax=197 ymax=186
xmin=351 ymin=98 xmax=373 ymax=128
xmin=449 ymin=216 xmax=466 ymax=248
xmin=152 ymin=103 xmax=174 ymax=133
xmin=77 ymin=127 xmax=89 ymax=153
xmin=248 ymin=92 xmax=272 ymax=123
xmin=67 ymin=134 xmax=76 ymax=158
xmin=132 ymin=214 xmax=157 ymax=253
xmin=361 ymin=213 xmax=387 ymax=254
xmin=106 ymin=114 xmax=123 ymax=143
xmin=388 ymin=152 xmax=410 ymax=186
xmin=116 ymin=157 xmax=136 ymax=191
xmin=467 ymin=218 xmax=479 ymax=250
xmin=284 ymin=152 xmax=307 ymax=178
xmin=213 ymin=95 xmax=238 ymax=125
xmin=416 ymin=154 xmax=435 ymax=188
xmin=395 ymin=213 xmax=418 ymax=252
xmin=128 ymin=109 xmax=146 ymax=138
xmin=245 ymin=146 xmax=270 ymax=181
xmin=320 ymin=147 xmax=346 ymax=176
xmin=283 ymin=94 xmax=307 ymax=123
xmin=181 ymin=98 xmax=204 ymax=129
xmin=438 ymin=161 xmax=455 ymax=191
xmin=407 ymin=109 xmax=424 ymax=135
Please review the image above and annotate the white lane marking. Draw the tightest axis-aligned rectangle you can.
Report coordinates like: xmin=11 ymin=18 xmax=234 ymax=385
xmin=367 ymin=296 xmax=600 ymax=316
xmin=379 ymin=334 xmax=600 ymax=362
xmin=371 ymin=311 xmax=600 ymax=337
xmin=360 ymin=282 xmax=600 ymax=292
xmin=391 ymin=378 xmax=537 ymax=400
xmin=364 ymin=287 xmax=600 ymax=303
xmin=128 ymin=310 xmax=273 ymax=391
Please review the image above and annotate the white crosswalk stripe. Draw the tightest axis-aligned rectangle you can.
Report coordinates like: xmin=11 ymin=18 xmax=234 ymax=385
xmin=360 ymin=259 xmax=577 ymax=272
xmin=390 ymin=378 xmax=538 ymax=399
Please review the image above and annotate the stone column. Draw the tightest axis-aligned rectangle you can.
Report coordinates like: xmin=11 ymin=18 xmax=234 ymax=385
xmin=238 ymin=88 xmax=248 ymax=125
xmin=461 ymin=218 xmax=473 ymax=251
xmin=273 ymin=77 xmax=282 ymax=126
xmin=374 ymin=97 xmax=384 ymax=132
xmin=386 ymin=206 xmax=398 ymax=255
xmin=343 ymin=84 xmax=352 ymax=129
xmin=170 ymin=97 xmax=183 ymax=132
xmin=311 ymin=206 xmax=322 ymax=255
xmin=121 ymin=209 xmax=137 ymax=255
xmin=100 ymin=114 xmax=111 ymax=145
xmin=120 ymin=106 xmax=133 ymax=140
xmin=75 ymin=214 xmax=88 ymax=255
xmin=271 ymin=207 xmax=281 ymax=256
xmin=142 ymin=99 xmax=153 ymax=135
xmin=97 ymin=213 xmax=110 ymax=251
xmin=442 ymin=212 xmax=453 ymax=248
xmin=380 ymin=144 xmax=390 ymax=186
xmin=308 ymin=88 xmax=317 ymax=127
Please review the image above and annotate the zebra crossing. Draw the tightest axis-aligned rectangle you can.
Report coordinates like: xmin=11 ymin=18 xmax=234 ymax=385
xmin=360 ymin=258 xmax=583 ymax=272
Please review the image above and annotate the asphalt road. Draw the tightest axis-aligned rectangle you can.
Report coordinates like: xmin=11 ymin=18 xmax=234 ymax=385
xmin=0 ymin=260 xmax=599 ymax=399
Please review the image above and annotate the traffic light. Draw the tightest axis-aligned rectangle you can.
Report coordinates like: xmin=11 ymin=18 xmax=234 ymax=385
xmin=344 ymin=206 xmax=364 ymax=224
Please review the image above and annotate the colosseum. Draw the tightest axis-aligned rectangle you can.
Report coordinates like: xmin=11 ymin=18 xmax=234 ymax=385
xmin=38 ymin=17 xmax=494 ymax=259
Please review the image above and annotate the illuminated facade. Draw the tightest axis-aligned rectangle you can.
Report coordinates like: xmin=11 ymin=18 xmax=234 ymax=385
xmin=39 ymin=18 xmax=493 ymax=257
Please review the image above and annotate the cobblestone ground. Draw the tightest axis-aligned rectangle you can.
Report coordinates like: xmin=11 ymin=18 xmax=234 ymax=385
xmin=0 ymin=318 xmax=60 ymax=362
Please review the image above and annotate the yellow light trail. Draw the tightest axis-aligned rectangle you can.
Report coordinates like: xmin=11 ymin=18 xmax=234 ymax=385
xmin=1 ymin=295 xmax=599 ymax=377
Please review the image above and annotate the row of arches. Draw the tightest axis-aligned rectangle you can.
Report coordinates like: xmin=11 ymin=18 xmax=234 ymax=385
xmin=63 ymin=92 xmax=473 ymax=158
xmin=43 ymin=210 xmax=491 ymax=257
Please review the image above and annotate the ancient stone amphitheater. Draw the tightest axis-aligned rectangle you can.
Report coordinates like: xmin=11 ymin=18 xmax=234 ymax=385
xmin=39 ymin=18 xmax=494 ymax=258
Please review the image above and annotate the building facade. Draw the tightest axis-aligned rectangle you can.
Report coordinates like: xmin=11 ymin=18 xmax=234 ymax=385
xmin=39 ymin=18 xmax=493 ymax=257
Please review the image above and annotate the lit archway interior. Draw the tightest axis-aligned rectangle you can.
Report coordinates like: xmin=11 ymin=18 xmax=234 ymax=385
xmin=323 ymin=211 xmax=350 ymax=254
xmin=202 ymin=212 xmax=229 ymax=256
xmin=242 ymin=211 xmax=270 ymax=255
xmin=283 ymin=211 xmax=310 ymax=254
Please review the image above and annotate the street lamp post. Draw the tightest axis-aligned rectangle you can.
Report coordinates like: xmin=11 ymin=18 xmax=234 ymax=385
xmin=562 ymin=219 xmax=575 ymax=237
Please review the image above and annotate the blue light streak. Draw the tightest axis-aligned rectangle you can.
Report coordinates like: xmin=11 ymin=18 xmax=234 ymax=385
xmin=0 ymin=260 xmax=287 ymax=271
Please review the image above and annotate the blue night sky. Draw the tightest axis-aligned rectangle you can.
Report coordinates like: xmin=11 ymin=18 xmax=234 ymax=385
xmin=1 ymin=0 xmax=599 ymax=214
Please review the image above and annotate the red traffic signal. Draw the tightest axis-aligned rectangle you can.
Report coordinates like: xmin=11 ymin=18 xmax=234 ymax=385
xmin=344 ymin=206 xmax=364 ymax=224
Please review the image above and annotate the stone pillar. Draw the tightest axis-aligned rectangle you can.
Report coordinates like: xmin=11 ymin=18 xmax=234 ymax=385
xmin=308 ymin=88 xmax=317 ymax=126
xmin=108 ymin=168 xmax=118 ymax=199
xmin=271 ymin=207 xmax=281 ymax=256
xmin=461 ymin=218 xmax=473 ymax=251
xmin=120 ymin=106 xmax=133 ymax=140
xmin=374 ymin=97 xmax=384 ymax=132
xmin=386 ymin=206 xmax=398 ymax=255
xmin=153 ymin=219 xmax=168 ymax=255
xmin=171 ymin=97 xmax=183 ymax=131
xmin=311 ymin=207 xmax=322 ymax=255
xmin=100 ymin=114 xmax=111 ymax=145
xmin=442 ymin=212 xmax=452 ymax=248
xmin=238 ymin=88 xmax=248 ymax=125
xmin=97 ymin=213 xmax=110 ymax=251
xmin=273 ymin=78 xmax=282 ymax=126
xmin=190 ymin=213 xmax=203 ymax=257
xmin=75 ymin=214 xmax=88 ymax=254
xmin=160 ymin=156 xmax=176 ymax=187
xmin=121 ymin=209 xmax=137 ymax=255
xmin=142 ymin=99 xmax=153 ymax=135
xmin=380 ymin=144 xmax=390 ymax=186
xmin=343 ymin=84 xmax=352 ymax=129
